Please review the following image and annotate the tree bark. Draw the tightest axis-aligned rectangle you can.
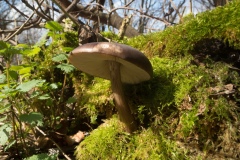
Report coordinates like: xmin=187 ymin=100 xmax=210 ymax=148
xmin=54 ymin=0 xmax=140 ymax=37
xmin=213 ymin=0 xmax=227 ymax=6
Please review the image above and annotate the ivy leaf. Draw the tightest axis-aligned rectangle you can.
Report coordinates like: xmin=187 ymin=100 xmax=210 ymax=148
xmin=45 ymin=21 xmax=63 ymax=31
xmin=56 ymin=64 xmax=75 ymax=73
xmin=16 ymin=79 xmax=45 ymax=92
xmin=52 ymin=53 xmax=67 ymax=62
xmin=19 ymin=112 xmax=43 ymax=127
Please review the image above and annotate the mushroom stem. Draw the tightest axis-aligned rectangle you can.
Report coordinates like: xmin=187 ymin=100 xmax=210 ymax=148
xmin=109 ymin=61 xmax=137 ymax=133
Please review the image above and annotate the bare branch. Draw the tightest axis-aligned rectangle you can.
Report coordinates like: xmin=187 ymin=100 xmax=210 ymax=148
xmin=53 ymin=0 xmax=83 ymax=27
xmin=4 ymin=0 xmax=45 ymax=42
xmin=56 ymin=0 xmax=80 ymax=22
xmin=75 ymin=3 xmax=140 ymax=37
xmin=169 ymin=0 xmax=183 ymax=22
xmin=4 ymin=0 xmax=29 ymax=19
xmin=35 ymin=127 xmax=72 ymax=160
xmin=21 ymin=0 xmax=52 ymax=21
xmin=0 ymin=18 xmax=42 ymax=35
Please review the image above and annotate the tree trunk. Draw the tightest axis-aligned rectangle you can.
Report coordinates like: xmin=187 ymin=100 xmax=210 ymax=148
xmin=54 ymin=0 xmax=140 ymax=37
xmin=213 ymin=0 xmax=227 ymax=6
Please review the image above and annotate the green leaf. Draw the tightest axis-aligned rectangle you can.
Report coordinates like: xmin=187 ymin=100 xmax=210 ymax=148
xmin=4 ymin=140 xmax=16 ymax=152
xmin=24 ymin=153 xmax=58 ymax=160
xmin=10 ymin=65 xmax=23 ymax=71
xmin=62 ymin=47 xmax=74 ymax=52
xmin=38 ymin=94 xmax=50 ymax=100
xmin=56 ymin=63 xmax=75 ymax=73
xmin=16 ymin=79 xmax=45 ymax=92
xmin=0 ymin=87 xmax=17 ymax=97
xmin=0 ymin=115 xmax=7 ymax=122
xmin=19 ymin=67 xmax=32 ymax=75
xmin=15 ymin=43 xmax=29 ymax=49
xmin=6 ymin=47 xmax=20 ymax=55
xmin=27 ymin=47 xmax=41 ymax=56
xmin=0 ymin=41 xmax=20 ymax=60
xmin=0 ymin=104 xmax=11 ymax=114
xmin=49 ymin=83 xmax=58 ymax=89
xmin=0 ymin=74 xmax=6 ymax=83
xmin=52 ymin=53 xmax=67 ymax=62
xmin=0 ymin=124 xmax=12 ymax=145
xmin=45 ymin=21 xmax=63 ymax=31
xmin=30 ymin=91 xmax=41 ymax=98
xmin=9 ymin=70 xmax=18 ymax=81
xmin=0 ymin=41 xmax=9 ymax=50
xmin=19 ymin=112 xmax=43 ymax=127
xmin=46 ymin=99 xmax=53 ymax=106
xmin=67 ymin=97 xmax=77 ymax=104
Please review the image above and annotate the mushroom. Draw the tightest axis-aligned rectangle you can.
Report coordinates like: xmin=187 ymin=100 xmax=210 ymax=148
xmin=69 ymin=42 xmax=153 ymax=133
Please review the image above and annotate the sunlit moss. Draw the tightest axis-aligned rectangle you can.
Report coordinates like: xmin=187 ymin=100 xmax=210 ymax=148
xmin=76 ymin=1 xmax=240 ymax=159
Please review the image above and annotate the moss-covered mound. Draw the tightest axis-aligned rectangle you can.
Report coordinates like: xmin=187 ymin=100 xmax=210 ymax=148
xmin=76 ymin=1 xmax=240 ymax=159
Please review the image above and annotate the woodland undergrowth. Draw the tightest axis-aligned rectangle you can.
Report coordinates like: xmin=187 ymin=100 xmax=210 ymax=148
xmin=0 ymin=1 xmax=240 ymax=159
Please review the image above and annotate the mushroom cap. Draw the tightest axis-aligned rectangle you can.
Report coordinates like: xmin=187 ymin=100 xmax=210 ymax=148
xmin=69 ymin=42 xmax=153 ymax=84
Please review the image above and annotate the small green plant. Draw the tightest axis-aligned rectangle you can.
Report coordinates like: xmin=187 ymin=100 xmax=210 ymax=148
xmin=0 ymin=40 xmax=44 ymax=156
xmin=0 ymin=20 xmax=79 ymax=158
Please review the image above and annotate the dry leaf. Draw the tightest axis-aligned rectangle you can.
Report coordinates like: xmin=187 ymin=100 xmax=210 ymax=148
xmin=66 ymin=131 xmax=85 ymax=146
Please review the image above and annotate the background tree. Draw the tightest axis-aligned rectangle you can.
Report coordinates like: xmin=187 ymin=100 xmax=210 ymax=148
xmin=196 ymin=0 xmax=230 ymax=9
xmin=1 ymin=0 xmax=231 ymax=45
xmin=0 ymin=0 xmax=193 ymax=45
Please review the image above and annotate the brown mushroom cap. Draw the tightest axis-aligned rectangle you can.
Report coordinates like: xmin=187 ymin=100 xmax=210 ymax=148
xmin=69 ymin=42 xmax=153 ymax=84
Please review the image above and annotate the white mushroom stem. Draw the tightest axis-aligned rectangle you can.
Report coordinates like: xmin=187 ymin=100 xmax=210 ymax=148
xmin=108 ymin=61 xmax=137 ymax=133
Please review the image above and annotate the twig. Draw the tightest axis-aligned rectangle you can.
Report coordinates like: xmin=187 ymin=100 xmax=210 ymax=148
xmin=189 ymin=0 xmax=193 ymax=13
xmin=4 ymin=0 xmax=44 ymax=42
xmin=169 ymin=0 xmax=183 ymax=22
xmin=0 ymin=17 xmax=42 ymax=35
xmin=22 ymin=0 xmax=52 ymax=21
xmin=52 ymin=0 xmax=81 ymax=27
xmin=57 ymin=0 xmax=80 ymax=22
xmin=109 ymin=0 xmax=135 ymax=13
xmin=118 ymin=15 xmax=132 ymax=39
xmin=36 ymin=0 xmax=52 ymax=19
xmin=35 ymin=127 xmax=72 ymax=160
xmin=4 ymin=0 xmax=29 ymax=19
xmin=59 ymin=74 xmax=67 ymax=104
xmin=86 ymin=0 xmax=172 ymax=27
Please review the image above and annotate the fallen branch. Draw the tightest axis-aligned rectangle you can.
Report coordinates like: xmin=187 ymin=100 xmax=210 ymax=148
xmin=35 ymin=126 xmax=72 ymax=160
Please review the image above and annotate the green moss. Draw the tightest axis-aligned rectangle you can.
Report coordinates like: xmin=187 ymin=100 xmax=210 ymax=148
xmin=75 ymin=1 xmax=240 ymax=159
xmin=75 ymin=116 xmax=129 ymax=160
xmin=125 ymin=0 xmax=240 ymax=58
xmin=73 ymin=75 xmax=114 ymax=124
xmin=75 ymin=117 xmax=187 ymax=160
